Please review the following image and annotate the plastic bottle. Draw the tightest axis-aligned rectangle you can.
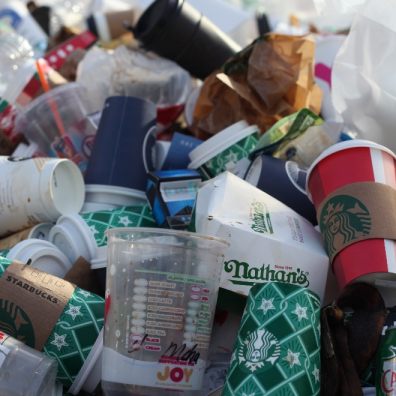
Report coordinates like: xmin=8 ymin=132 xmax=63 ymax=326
xmin=0 ymin=331 xmax=58 ymax=396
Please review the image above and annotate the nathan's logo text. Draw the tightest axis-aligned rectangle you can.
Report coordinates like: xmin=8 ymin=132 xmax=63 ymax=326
xmin=224 ymin=260 xmax=309 ymax=287
xmin=157 ymin=366 xmax=193 ymax=383
xmin=249 ymin=202 xmax=273 ymax=234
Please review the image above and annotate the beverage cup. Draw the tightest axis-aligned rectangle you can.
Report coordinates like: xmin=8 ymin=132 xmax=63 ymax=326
xmin=133 ymin=0 xmax=241 ymax=80
xmin=84 ymin=96 xmax=156 ymax=191
xmin=0 ymin=156 xmax=84 ymax=237
xmin=306 ymin=140 xmax=396 ymax=290
xmin=0 ymin=330 xmax=58 ymax=396
xmin=245 ymin=154 xmax=317 ymax=224
xmin=81 ymin=185 xmax=147 ymax=213
xmin=188 ymin=121 xmax=259 ymax=179
xmin=102 ymin=228 xmax=228 ymax=395
xmin=15 ymin=83 xmax=96 ymax=173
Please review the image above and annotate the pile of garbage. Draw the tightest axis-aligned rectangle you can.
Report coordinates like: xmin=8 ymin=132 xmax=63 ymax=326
xmin=0 ymin=0 xmax=395 ymax=395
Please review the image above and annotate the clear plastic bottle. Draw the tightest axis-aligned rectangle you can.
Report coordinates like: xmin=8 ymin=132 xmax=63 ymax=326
xmin=0 ymin=29 xmax=36 ymax=107
xmin=0 ymin=331 xmax=58 ymax=396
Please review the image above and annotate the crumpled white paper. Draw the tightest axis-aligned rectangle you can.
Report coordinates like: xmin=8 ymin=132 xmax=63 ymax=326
xmin=331 ymin=0 xmax=396 ymax=152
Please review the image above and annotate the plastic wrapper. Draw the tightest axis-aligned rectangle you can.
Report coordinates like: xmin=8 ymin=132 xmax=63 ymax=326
xmin=332 ymin=0 xmax=396 ymax=152
xmin=192 ymin=34 xmax=322 ymax=139
xmin=76 ymin=45 xmax=193 ymax=112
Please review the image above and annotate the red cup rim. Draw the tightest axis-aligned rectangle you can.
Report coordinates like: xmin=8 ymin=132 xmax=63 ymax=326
xmin=305 ymin=139 xmax=396 ymax=201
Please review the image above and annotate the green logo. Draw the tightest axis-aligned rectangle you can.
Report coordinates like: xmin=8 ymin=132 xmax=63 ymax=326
xmin=237 ymin=329 xmax=280 ymax=373
xmin=0 ymin=300 xmax=35 ymax=347
xmin=250 ymin=201 xmax=273 ymax=234
xmin=320 ymin=195 xmax=371 ymax=257
xmin=224 ymin=260 xmax=310 ymax=287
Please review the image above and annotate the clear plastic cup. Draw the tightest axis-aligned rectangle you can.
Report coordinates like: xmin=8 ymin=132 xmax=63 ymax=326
xmin=15 ymin=83 xmax=96 ymax=173
xmin=102 ymin=228 xmax=228 ymax=396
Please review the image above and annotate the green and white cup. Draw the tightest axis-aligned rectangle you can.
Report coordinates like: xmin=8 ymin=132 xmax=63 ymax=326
xmin=49 ymin=205 xmax=157 ymax=264
xmin=0 ymin=256 xmax=105 ymax=391
xmin=222 ymin=282 xmax=321 ymax=396
xmin=188 ymin=121 xmax=259 ymax=180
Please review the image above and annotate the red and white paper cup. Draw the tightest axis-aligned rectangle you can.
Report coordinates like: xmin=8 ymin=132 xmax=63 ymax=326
xmin=307 ymin=140 xmax=396 ymax=289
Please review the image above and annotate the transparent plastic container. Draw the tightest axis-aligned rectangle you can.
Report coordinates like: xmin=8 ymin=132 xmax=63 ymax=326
xmin=0 ymin=331 xmax=58 ymax=396
xmin=102 ymin=228 xmax=228 ymax=396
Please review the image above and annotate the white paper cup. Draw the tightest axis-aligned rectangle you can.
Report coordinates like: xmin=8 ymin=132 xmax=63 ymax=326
xmin=81 ymin=185 xmax=147 ymax=213
xmin=49 ymin=214 xmax=97 ymax=264
xmin=188 ymin=121 xmax=259 ymax=179
xmin=7 ymin=239 xmax=72 ymax=278
xmin=0 ymin=157 xmax=84 ymax=236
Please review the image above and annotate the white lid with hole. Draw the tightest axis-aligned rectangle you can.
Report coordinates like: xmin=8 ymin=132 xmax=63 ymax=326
xmin=188 ymin=121 xmax=258 ymax=169
xmin=49 ymin=215 xmax=97 ymax=264
xmin=81 ymin=184 xmax=147 ymax=213
xmin=68 ymin=329 xmax=103 ymax=395
xmin=7 ymin=239 xmax=72 ymax=278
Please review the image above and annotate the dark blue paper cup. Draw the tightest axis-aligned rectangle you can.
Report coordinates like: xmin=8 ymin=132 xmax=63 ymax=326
xmin=244 ymin=154 xmax=317 ymax=224
xmin=85 ymin=96 xmax=156 ymax=191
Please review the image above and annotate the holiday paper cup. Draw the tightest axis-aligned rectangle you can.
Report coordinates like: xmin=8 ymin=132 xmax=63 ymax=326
xmin=306 ymin=140 xmax=396 ymax=289
xmin=222 ymin=282 xmax=320 ymax=396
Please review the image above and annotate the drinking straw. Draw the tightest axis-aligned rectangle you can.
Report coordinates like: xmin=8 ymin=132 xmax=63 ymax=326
xmin=35 ymin=59 xmax=66 ymax=137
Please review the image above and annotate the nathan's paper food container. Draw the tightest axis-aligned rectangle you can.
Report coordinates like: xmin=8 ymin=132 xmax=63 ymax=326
xmin=6 ymin=239 xmax=72 ymax=278
xmin=188 ymin=121 xmax=259 ymax=180
xmin=306 ymin=140 xmax=396 ymax=291
xmin=192 ymin=172 xmax=329 ymax=302
xmin=0 ymin=257 xmax=104 ymax=390
xmin=222 ymin=282 xmax=320 ymax=396
xmin=0 ymin=156 xmax=84 ymax=237
xmin=49 ymin=205 xmax=157 ymax=265
xmin=81 ymin=185 xmax=147 ymax=213
xmin=102 ymin=228 xmax=228 ymax=395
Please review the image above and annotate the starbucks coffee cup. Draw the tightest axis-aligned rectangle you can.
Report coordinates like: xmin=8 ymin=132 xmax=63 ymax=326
xmin=0 ymin=257 xmax=105 ymax=389
xmin=188 ymin=121 xmax=259 ymax=179
xmin=81 ymin=184 xmax=147 ymax=213
xmin=50 ymin=206 xmax=157 ymax=264
xmin=68 ymin=329 xmax=103 ymax=395
xmin=306 ymin=140 xmax=396 ymax=290
xmin=0 ymin=223 xmax=53 ymax=251
xmin=6 ymin=239 xmax=72 ymax=278
xmin=0 ymin=157 xmax=84 ymax=237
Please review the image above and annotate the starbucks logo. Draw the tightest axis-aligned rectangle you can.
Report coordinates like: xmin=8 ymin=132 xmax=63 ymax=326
xmin=238 ymin=329 xmax=280 ymax=372
xmin=320 ymin=195 xmax=371 ymax=257
xmin=0 ymin=299 xmax=35 ymax=347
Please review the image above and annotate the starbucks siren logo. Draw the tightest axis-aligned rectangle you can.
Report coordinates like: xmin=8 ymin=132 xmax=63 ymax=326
xmin=238 ymin=329 xmax=280 ymax=372
xmin=320 ymin=195 xmax=371 ymax=257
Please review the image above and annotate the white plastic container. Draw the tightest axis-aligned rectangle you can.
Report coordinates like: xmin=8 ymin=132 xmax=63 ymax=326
xmin=81 ymin=184 xmax=147 ymax=213
xmin=7 ymin=239 xmax=72 ymax=278
xmin=0 ymin=156 xmax=84 ymax=237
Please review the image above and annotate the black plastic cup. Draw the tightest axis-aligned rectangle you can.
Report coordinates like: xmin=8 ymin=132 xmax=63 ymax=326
xmin=132 ymin=0 xmax=242 ymax=79
xmin=244 ymin=154 xmax=318 ymax=225
xmin=84 ymin=96 xmax=156 ymax=191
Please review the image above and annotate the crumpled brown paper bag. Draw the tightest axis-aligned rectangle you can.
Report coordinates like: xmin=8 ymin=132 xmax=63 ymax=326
xmin=192 ymin=34 xmax=322 ymax=139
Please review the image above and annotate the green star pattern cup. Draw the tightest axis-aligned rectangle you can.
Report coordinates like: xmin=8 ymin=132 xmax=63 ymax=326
xmin=222 ymin=282 xmax=320 ymax=396
xmin=0 ymin=256 xmax=104 ymax=388
xmin=81 ymin=205 xmax=156 ymax=247
xmin=200 ymin=133 xmax=259 ymax=179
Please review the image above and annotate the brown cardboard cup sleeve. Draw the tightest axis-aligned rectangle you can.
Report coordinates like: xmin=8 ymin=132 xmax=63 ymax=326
xmin=0 ymin=262 xmax=75 ymax=350
xmin=317 ymin=182 xmax=396 ymax=262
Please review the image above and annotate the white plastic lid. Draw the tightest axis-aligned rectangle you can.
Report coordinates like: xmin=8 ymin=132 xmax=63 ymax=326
xmin=68 ymin=329 xmax=103 ymax=395
xmin=83 ymin=184 xmax=147 ymax=212
xmin=49 ymin=215 xmax=97 ymax=264
xmin=306 ymin=139 xmax=396 ymax=199
xmin=188 ymin=121 xmax=258 ymax=169
xmin=6 ymin=239 xmax=72 ymax=278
